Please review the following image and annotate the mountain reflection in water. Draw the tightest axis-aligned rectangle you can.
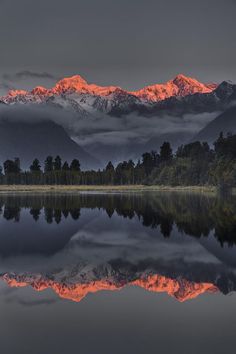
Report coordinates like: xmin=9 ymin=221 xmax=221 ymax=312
xmin=0 ymin=192 xmax=236 ymax=302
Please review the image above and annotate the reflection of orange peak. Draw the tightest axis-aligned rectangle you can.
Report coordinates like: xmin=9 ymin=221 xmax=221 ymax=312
xmin=4 ymin=74 xmax=218 ymax=102
xmin=132 ymin=275 xmax=217 ymax=302
xmin=3 ymin=274 xmax=218 ymax=303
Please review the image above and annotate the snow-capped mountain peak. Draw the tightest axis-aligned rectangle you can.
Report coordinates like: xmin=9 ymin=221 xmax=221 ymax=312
xmin=31 ymin=86 xmax=49 ymax=96
xmin=0 ymin=73 xmax=223 ymax=117
xmin=131 ymin=74 xmax=217 ymax=102
xmin=1 ymin=73 xmax=218 ymax=103
xmin=8 ymin=89 xmax=28 ymax=97
xmin=51 ymin=75 xmax=88 ymax=95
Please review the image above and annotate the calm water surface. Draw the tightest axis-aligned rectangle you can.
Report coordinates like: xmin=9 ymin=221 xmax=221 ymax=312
xmin=0 ymin=192 xmax=236 ymax=354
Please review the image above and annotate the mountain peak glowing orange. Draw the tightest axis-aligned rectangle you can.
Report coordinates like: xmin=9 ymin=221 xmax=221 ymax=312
xmin=2 ymin=74 xmax=218 ymax=103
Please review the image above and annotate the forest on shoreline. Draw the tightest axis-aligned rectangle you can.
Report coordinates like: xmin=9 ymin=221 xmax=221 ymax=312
xmin=0 ymin=132 xmax=236 ymax=189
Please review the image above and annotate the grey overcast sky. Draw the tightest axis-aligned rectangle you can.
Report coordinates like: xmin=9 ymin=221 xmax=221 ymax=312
xmin=0 ymin=0 xmax=235 ymax=91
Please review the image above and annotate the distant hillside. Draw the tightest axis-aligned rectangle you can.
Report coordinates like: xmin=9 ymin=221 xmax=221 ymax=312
xmin=193 ymin=106 xmax=236 ymax=143
xmin=0 ymin=120 xmax=99 ymax=169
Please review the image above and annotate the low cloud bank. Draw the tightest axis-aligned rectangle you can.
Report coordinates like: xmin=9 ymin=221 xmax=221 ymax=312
xmin=0 ymin=103 xmax=219 ymax=148
xmin=73 ymin=111 xmax=220 ymax=147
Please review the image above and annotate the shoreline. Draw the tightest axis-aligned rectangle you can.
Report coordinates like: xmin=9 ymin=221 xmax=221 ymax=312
xmin=0 ymin=185 xmax=218 ymax=194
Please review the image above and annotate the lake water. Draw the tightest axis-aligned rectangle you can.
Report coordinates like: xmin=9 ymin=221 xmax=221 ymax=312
xmin=0 ymin=192 xmax=236 ymax=354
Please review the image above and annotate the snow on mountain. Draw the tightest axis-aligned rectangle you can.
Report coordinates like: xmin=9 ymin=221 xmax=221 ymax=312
xmin=131 ymin=74 xmax=217 ymax=102
xmin=0 ymin=74 xmax=219 ymax=117
xmin=148 ymin=80 xmax=236 ymax=116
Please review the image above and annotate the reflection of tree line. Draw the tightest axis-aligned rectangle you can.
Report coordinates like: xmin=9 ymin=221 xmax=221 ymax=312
xmin=0 ymin=193 xmax=236 ymax=247
xmin=1 ymin=206 xmax=81 ymax=224
xmin=0 ymin=195 xmax=82 ymax=224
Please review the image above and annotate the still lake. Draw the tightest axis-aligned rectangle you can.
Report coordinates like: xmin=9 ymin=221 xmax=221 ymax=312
xmin=0 ymin=191 xmax=236 ymax=354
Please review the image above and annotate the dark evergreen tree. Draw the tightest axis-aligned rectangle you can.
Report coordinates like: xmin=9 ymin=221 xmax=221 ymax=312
xmin=54 ymin=155 xmax=62 ymax=171
xmin=105 ymin=161 xmax=115 ymax=184
xmin=214 ymin=132 xmax=224 ymax=157
xmin=127 ymin=159 xmax=135 ymax=169
xmin=160 ymin=142 xmax=173 ymax=162
xmin=14 ymin=158 xmax=21 ymax=172
xmin=70 ymin=159 xmax=81 ymax=172
xmin=62 ymin=161 xmax=70 ymax=171
xmin=142 ymin=151 xmax=158 ymax=175
xmin=30 ymin=159 xmax=41 ymax=172
xmin=3 ymin=159 xmax=21 ymax=174
xmin=3 ymin=160 xmax=14 ymax=174
xmin=105 ymin=161 xmax=114 ymax=172
xmin=44 ymin=156 xmax=53 ymax=172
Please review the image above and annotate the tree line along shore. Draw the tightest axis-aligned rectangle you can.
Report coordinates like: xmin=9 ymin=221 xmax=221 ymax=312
xmin=0 ymin=133 xmax=235 ymax=190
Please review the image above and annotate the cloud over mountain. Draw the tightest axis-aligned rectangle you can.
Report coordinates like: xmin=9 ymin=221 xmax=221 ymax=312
xmin=3 ymin=71 xmax=58 ymax=82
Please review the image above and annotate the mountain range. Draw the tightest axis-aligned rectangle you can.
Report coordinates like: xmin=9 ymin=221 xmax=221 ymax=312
xmin=1 ymin=74 xmax=235 ymax=116
xmin=1 ymin=73 xmax=217 ymax=106
xmin=0 ymin=73 xmax=235 ymax=166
